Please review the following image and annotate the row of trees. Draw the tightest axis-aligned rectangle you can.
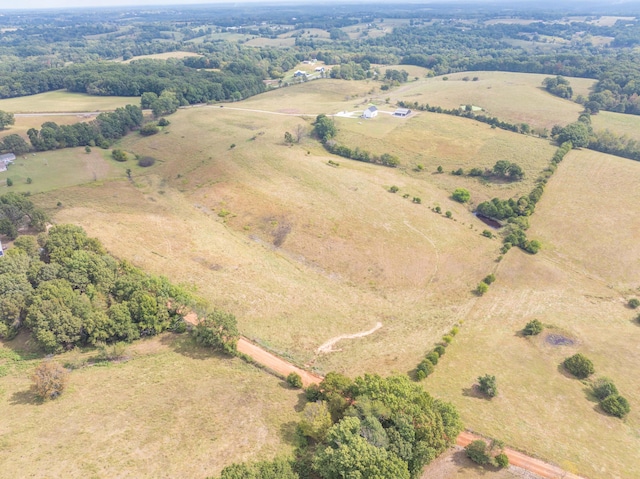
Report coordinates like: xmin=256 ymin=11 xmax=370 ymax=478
xmin=313 ymin=114 xmax=399 ymax=167
xmin=215 ymin=373 xmax=463 ymax=479
xmin=26 ymin=105 xmax=143 ymax=151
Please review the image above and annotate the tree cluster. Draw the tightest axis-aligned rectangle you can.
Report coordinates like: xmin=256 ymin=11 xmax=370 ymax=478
xmin=0 ymin=225 xmax=196 ymax=351
xmin=0 ymin=193 xmax=48 ymax=240
xmin=27 ymin=105 xmax=143 ymax=151
xmin=416 ymin=327 xmax=458 ymax=380
xmin=217 ymin=373 xmax=462 ymax=479
xmin=542 ymin=76 xmax=573 ymax=99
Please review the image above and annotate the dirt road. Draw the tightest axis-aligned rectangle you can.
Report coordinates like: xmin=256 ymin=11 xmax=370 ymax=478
xmin=456 ymin=431 xmax=586 ymax=479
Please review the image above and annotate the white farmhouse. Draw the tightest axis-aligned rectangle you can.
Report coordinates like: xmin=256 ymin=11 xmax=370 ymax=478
xmin=362 ymin=106 xmax=378 ymax=119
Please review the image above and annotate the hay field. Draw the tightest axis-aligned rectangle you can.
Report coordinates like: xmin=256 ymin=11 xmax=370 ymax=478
xmin=425 ymin=149 xmax=640 ymax=479
xmin=0 ymin=334 xmax=299 ymax=478
xmin=0 ymin=114 xmax=92 ymax=142
xmin=384 ymin=71 xmax=595 ymax=130
xmin=0 ymin=90 xmax=138 ymax=113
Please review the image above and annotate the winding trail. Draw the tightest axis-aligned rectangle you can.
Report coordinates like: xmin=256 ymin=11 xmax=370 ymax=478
xmin=316 ymin=322 xmax=383 ymax=354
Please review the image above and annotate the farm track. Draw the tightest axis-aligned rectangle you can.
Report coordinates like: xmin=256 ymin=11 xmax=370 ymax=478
xmin=185 ymin=310 xmax=586 ymax=479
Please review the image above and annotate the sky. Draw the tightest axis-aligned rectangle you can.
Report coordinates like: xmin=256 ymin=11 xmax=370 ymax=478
xmin=2 ymin=0 xmax=378 ymax=9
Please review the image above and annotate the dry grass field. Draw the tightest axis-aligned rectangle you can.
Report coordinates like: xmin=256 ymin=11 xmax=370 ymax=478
xmin=3 ymin=74 xmax=639 ymax=478
xmin=591 ymin=110 xmax=640 ymax=142
xmin=0 ymin=90 xmax=138 ymax=113
xmin=0 ymin=114 xmax=93 ymax=142
xmin=0 ymin=334 xmax=299 ymax=478
xmin=426 ymin=149 xmax=640 ymax=479
xmin=122 ymin=51 xmax=202 ymax=63
xmin=383 ymin=71 xmax=596 ymax=130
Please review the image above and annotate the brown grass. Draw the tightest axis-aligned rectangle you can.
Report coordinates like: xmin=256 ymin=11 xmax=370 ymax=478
xmin=0 ymin=90 xmax=138 ymax=113
xmin=0 ymin=334 xmax=300 ymax=478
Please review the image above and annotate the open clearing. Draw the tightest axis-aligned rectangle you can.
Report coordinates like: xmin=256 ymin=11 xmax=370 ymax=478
xmin=123 ymin=51 xmax=202 ymax=63
xmin=0 ymin=334 xmax=300 ymax=479
xmin=4 ymin=73 xmax=638 ymax=477
xmin=0 ymin=90 xmax=138 ymax=113
xmin=591 ymin=110 xmax=640 ymax=142
xmin=384 ymin=71 xmax=596 ymax=130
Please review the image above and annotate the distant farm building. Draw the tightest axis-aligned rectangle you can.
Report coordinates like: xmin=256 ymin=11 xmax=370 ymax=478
xmin=293 ymin=70 xmax=307 ymax=78
xmin=362 ymin=106 xmax=378 ymax=119
xmin=315 ymin=66 xmax=325 ymax=72
xmin=0 ymin=153 xmax=16 ymax=172
xmin=0 ymin=240 xmax=4 ymax=258
xmin=393 ymin=108 xmax=412 ymax=117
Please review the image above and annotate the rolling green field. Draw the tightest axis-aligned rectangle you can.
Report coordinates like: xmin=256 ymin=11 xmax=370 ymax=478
xmin=591 ymin=110 xmax=640 ymax=142
xmin=2 ymin=72 xmax=639 ymax=478
xmin=0 ymin=90 xmax=138 ymax=113
xmin=0 ymin=147 xmax=143 ymax=194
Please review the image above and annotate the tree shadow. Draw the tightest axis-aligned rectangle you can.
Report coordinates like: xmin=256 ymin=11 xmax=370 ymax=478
xmin=556 ymin=363 xmax=578 ymax=380
xmin=583 ymin=386 xmax=599 ymax=404
xmin=161 ymin=334 xmax=228 ymax=361
xmin=293 ymin=391 xmax=308 ymax=413
xmin=9 ymin=389 xmax=41 ymax=406
xmin=451 ymin=448 xmax=496 ymax=475
xmin=0 ymin=331 xmax=44 ymax=361
xmin=462 ymin=385 xmax=491 ymax=400
xmin=279 ymin=421 xmax=299 ymax=446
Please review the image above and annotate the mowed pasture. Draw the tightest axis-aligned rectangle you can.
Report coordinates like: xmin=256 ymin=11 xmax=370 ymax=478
xmin=384 ymin=71 xmax=596 ymax=130
xmin=0 ymin=335 xmax=299 ymax=478
xmin=0 ymin=90 xmax=138 ymax=113
xmin=426 ymin=149 xmax=640 ymax=479
xmin=0 ymin=147 xmax=136 ymax=194
xmin=0 ymin=114 xmax=93 ymax=142
xmin=334 ymin=110 xmax=557 ymax=204
xmin=122 ymin=51 xmax=202 ymax=63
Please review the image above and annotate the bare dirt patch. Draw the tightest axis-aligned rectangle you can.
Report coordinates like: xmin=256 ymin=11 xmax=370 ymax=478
xmin=316 ymin=322 xmax=383 ymax=354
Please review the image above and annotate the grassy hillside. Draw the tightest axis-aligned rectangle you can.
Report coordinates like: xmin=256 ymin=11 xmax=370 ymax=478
xmin=0 ymin=90 xmax=138 ymax=113
xmin=2 ymin=73 xmax=637 ymax=478
xmin=0 ymin=335 xmax=300 ymax=478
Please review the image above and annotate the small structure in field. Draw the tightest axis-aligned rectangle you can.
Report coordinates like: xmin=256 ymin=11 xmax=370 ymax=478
xmin=393 ymin=108 xmax=412 ymax=117
xmin=0 ymin=240 xmax=4 ymax=258
xmin=0 ymin=153 xmax=16 ymax=172
xmin=362 ymin=106 xmax=378 ymax=119
xmin=293 ymin=70 xmax=307 ymax=78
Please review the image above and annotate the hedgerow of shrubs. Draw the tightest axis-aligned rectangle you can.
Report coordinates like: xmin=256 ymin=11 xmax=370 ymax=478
xmin=415 ymin=327 xmax=459 ymax=381
xmin=591 ymin=377 xmax=630 ymax=419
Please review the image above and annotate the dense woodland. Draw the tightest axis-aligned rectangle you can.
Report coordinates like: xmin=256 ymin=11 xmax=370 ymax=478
xmin=1 ymin=4 xmax=640 ymax=115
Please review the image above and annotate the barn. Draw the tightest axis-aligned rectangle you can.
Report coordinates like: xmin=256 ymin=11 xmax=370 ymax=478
xmin=393 ymin=108 xmax=412 ymax=117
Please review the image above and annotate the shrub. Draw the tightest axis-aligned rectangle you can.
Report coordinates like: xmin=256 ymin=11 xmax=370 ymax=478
xmin=389 ymin=185 xmax=399 ymax=193
xmin=434 ymin=206 xmax=442 ymax=214
xmin=157 ymin=117 xmax=170 ymax=127
xmin=452 ymin=168 xmax=464 ymax=176
xmin=592 ymin=377 xmax=619 ymax=400
xmin=111 ymin=149 xmax=127 ymax=162
xmin=412 ymin=197 xmax=421 ymax=204
xmin=495 ymin=453 xmax=509 ymax=468
xmin=483 ymin=274 xmax=496 ymax=285
xmin=469 ymin=167 xmax=484 ymax=177
xmin=477 ymin=374 xmax=497 ymax=397
xmin=445 ymin=210 xmax=452 ymax=218
xmin=475 ymin=281 xmax=489 ymax=296
xmin=466 ymin=440 xmax=491 ymax=465
xmin=628 ymin=298 xmax=640 ymax=309
xmin=416 ymin=358 xmax=435 ymax=380
xmin=442 ymin=335 xmax=453 ymax=344
xmin=437 ymin=165 xmax=443 ymax=173
xmin=434 ymin=345 xmax=446 ymax=356
xmin=6 ymin=178 xmax=13 ymax=187
xmin=97 ymin=342 xmax=129 ymax=361
xmin=482 ymin=230 xmax=493 ymax=239
xmin=563 ymin=353 xmax=595 ymax=379
xmin=305 ymin=384 xmax=322 ymax=402
xmin=523 ymin=319 xmax=543 ymax=336
xmin=286 ymin=372 xmax=303 ymax=389
xmin=425 ymin=351 xmax=439 ymax=365
xmin=452 ymin=188 xmax=471 ymax=203
xmin=600 ymin=394 xmax=630 ymax=418
xmin=140 ymin=123 xmax=160 ymax=136
xmin=32 ymin=361 xmax=69 ymax=401
xmin=26 ymin=177 xmax=32 ymax=184
xmin=450 ymin=326 xmax=459 ymax=336
xmin=138 ymin=156 xmax=156 ymax=167
xmin=230 ymin=143 xmax=236 ymax=149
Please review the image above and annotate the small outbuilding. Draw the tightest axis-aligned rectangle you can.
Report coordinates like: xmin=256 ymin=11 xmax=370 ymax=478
xmin=362 ymin=106 xmax=378 ymax=119
xmin=0 ymin=153 xmax=16 ymax=172
xmin=393 ymin=108 xmax=412 ymax=117
xmin=293 ymin=70 xmax=307 ymax=78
